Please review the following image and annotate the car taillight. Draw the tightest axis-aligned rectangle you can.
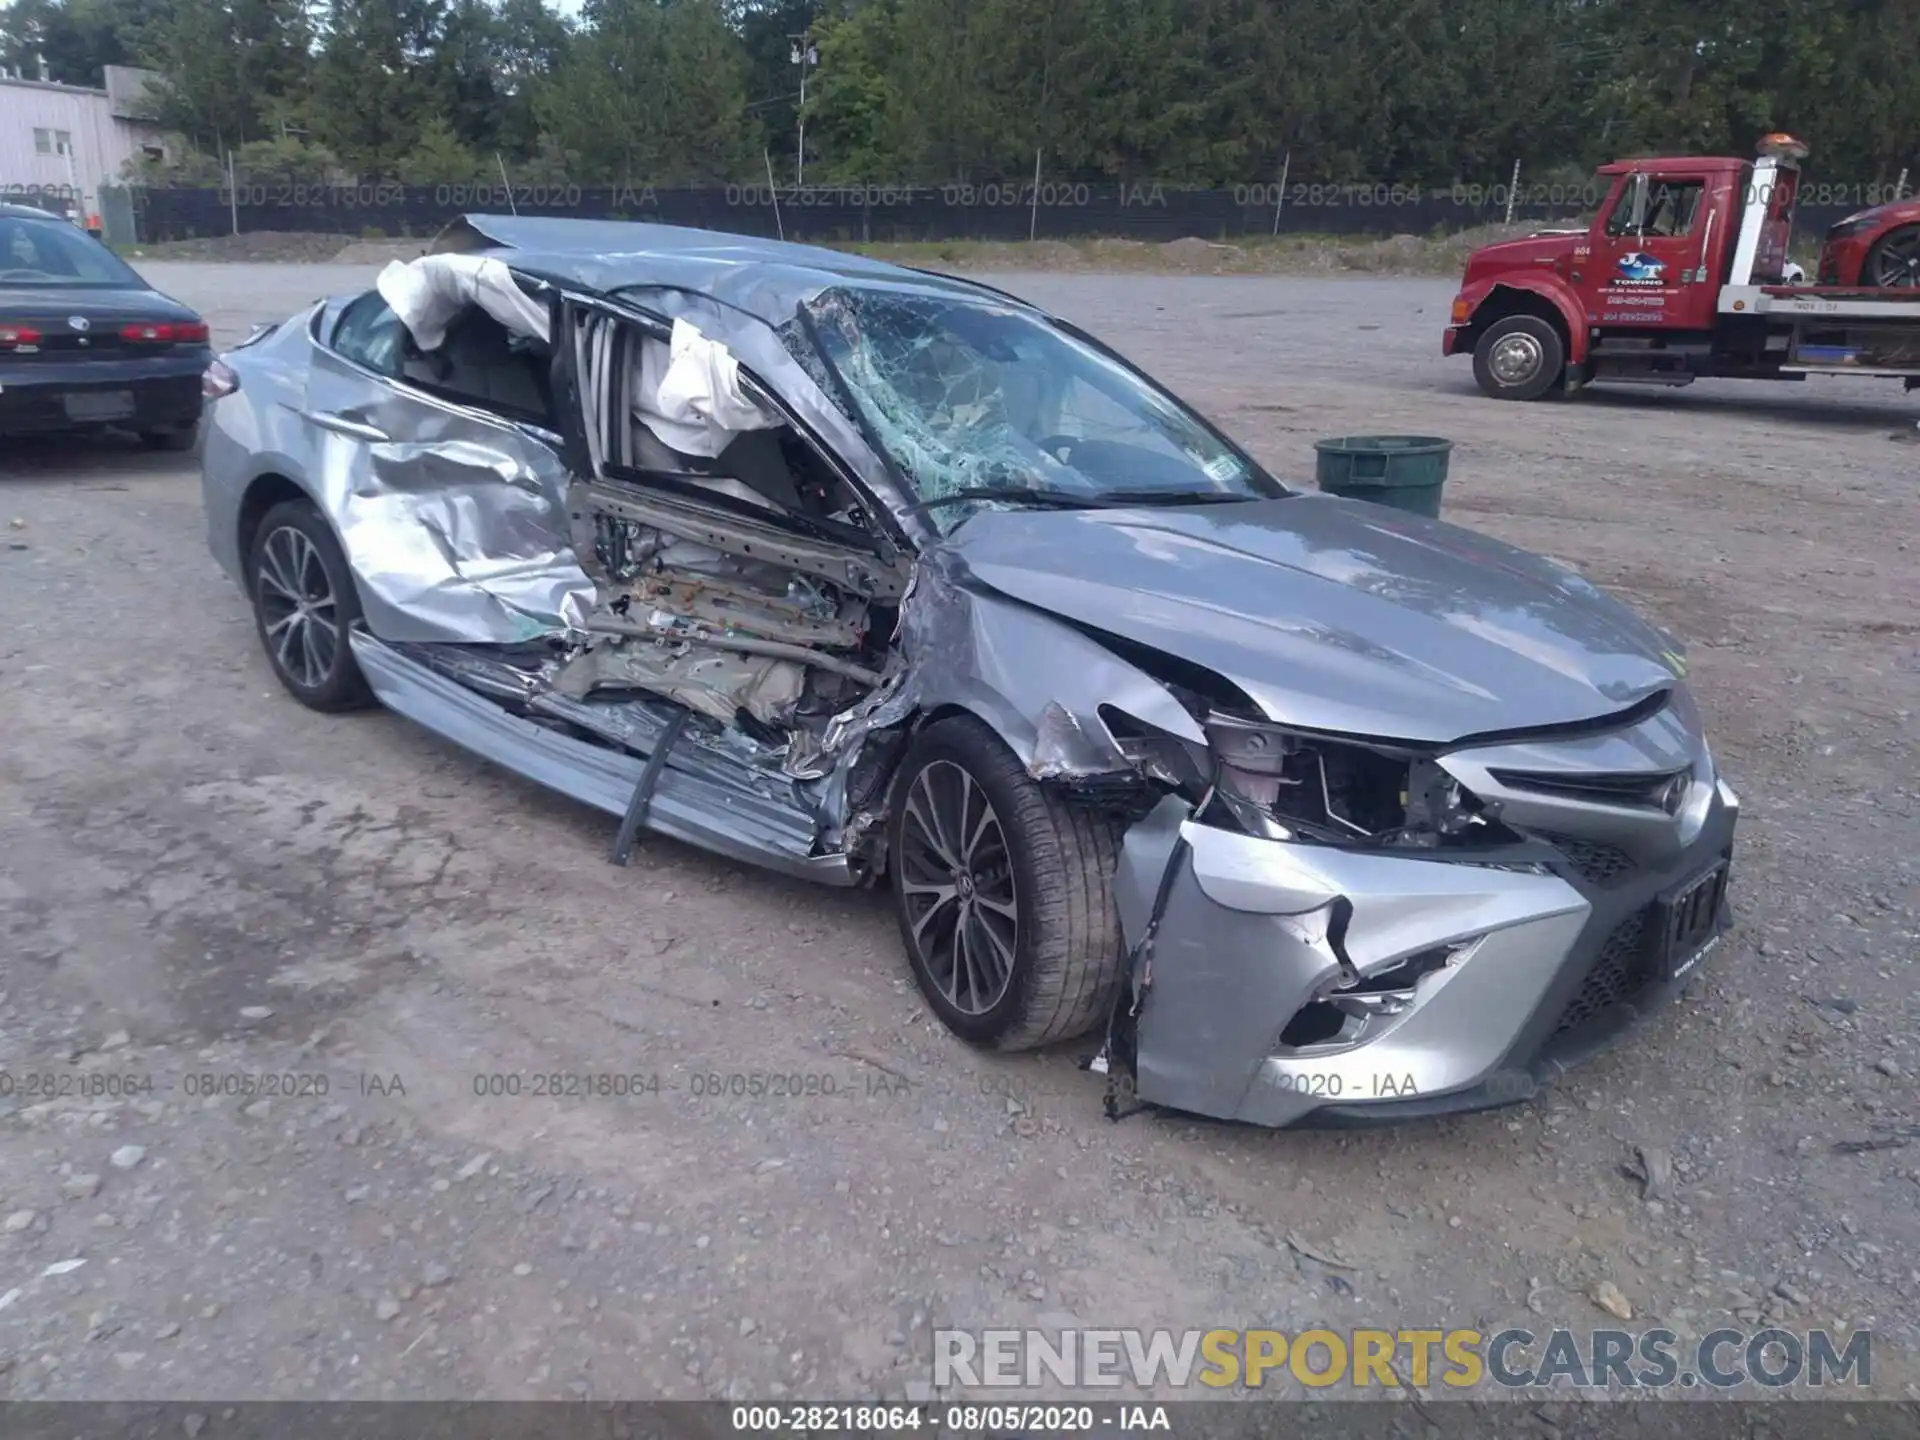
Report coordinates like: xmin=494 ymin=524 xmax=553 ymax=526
xmin=202 ymin=359 xmax=240 ymax=400
xmin=121 ymin=321 xmax=211 ymax=343
xmin=0 ymin=325 xmax=43 ymax=346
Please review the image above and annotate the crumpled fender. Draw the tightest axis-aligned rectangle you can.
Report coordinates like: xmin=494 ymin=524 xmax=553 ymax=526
xmin=893 ymin=550 xmax=1206 ymax=779
xmin=1457 ymin=275 xmax=1590 ymax=364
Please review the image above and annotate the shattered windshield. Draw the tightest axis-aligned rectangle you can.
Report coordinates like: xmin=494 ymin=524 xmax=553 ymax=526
xmin=792 ymin=286 xmax=1279 ymax=531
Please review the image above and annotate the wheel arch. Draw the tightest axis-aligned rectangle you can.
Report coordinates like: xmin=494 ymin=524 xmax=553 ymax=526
xmin=236 ymin=470 xmax=322 ymax=569
xmin=1463 ymin=281 xmax=1587 ymax=364
xmin=857 ymin=585 xmax=1212 ymax=881
xmin=886 ymin=578 xmax=1209 ymax=789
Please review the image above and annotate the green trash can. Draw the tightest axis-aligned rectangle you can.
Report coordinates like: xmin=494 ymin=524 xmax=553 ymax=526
xmin=1312 ymin=435 xmax=1453 ymax=517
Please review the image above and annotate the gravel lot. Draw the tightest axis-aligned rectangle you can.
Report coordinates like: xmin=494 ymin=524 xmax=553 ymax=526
xmin=1 ymin=263 xmax=1915 ymax=1406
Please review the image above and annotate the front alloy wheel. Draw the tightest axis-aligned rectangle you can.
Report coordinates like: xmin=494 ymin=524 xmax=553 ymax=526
xmin=886 ymin=716 xmax=1126 ymax=1051
xmin=897 ymin=759 xmax=1021 ymax=1017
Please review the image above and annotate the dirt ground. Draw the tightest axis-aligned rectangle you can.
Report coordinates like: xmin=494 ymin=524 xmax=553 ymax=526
xmin=0 ymin=264 xmax=1915 ymax=1409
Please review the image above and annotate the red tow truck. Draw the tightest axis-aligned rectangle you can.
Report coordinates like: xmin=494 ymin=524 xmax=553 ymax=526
xmin=1444 ymin=135 xmax=1920 ymax=400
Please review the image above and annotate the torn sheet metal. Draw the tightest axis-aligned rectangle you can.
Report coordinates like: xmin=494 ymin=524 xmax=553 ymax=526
xmin=298 ymin=384 xmax=595 ymax=644
xmin=266 ymin=279 xmax=592 ymax=646
xmin=1110 ymin=803 xmax=1594 ymax=1125
xmin=377 ymin=254 xmax=550 ymax=351
xmin=881 ymin=549 xmax=1203 ymax=779
xmin=354 ymin=633 xmax=850 ymax=883
xmin=634 ymin=318 xmax=782 ymax=458
xmin=553 ymin=639 xmax=804 ymax=725
xmin=764 ymin=547 xmax=1210 ymax=864
xmin=393 ymin=641 xmax=818 ymax=800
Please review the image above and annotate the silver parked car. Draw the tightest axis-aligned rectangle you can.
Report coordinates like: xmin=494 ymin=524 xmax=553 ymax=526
xmin=199 ymin=216 xmax=1737 ymax=1125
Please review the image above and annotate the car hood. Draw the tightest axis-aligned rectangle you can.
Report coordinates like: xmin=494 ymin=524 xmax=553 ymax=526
xmin=1462 ymin=232 xmax=1581 ymax=285
xmin=1828 ymin=197 xmax=1920 ymax=232
xmin=946 ymin=494 xmax=1684 ymax=743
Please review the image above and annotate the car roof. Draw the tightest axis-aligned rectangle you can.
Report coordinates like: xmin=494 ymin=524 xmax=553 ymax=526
xmin=435 ymin=214 xmax=1034 ymax=325
xmin=0 ymin=201 xmax=72 ymax=219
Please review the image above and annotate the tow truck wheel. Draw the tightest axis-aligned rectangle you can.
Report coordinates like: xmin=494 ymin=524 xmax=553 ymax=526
xmin=1472 ymin=315 xmax=1566 ymax=401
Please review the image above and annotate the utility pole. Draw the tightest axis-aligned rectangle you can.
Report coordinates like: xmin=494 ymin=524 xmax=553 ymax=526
xmin=789 ymin=33 xmax=818 ymax=188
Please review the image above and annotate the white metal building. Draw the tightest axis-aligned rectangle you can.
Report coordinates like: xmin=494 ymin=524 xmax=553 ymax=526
xmin=0 ymin=66 xmax=170 ymax=219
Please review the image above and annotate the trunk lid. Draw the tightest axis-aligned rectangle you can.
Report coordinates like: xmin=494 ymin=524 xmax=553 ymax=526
xmin=0 ymin=287 xmax=205 ymax=363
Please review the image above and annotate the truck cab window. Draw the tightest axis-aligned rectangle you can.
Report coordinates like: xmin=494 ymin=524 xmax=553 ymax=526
xmin=1607 ymin=177 xmax=1703 ymax=239
xmin=1604 ymin=176 xmax=1646 ymax=237
xmin=1642 ymin=180 xmax=1703 ymax=237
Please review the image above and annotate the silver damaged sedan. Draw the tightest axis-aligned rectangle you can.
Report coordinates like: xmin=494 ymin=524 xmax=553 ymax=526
xmin=199 ymin=216 xmax=1738 ymax=1125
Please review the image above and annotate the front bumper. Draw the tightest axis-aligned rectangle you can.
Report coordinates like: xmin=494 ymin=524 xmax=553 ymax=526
xmin=1115 ymin=780 xmax=1739 ymax=1127
xmin=0 ymin=352 xmax=206 ymax=436
xmin=1442 ymin=325 xmax=1465 ymax=357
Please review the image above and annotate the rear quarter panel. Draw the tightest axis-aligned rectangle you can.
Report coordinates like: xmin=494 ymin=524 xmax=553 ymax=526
xmin=201 ymin=303 xmax=326 ymax=583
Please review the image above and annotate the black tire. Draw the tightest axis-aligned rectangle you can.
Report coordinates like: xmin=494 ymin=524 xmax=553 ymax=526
xmin=141 ymin=423 xmax=198 ymax=452
xmin=1471 ymin=314 xmax=1567 ymax=401
xmin=887 ymin=715 xmax=1126 ymax=1051
xmin=1865 ymin=224 xmax=1920 ymax=288
xmin=247 ymin=499 xmax=374 ymax=712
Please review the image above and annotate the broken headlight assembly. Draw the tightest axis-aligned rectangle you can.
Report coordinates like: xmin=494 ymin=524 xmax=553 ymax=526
xmin=1202 ymin=712 xmax=1512 ymax=848
xmin=1106 ymin=706 xmax=1521 ymax=851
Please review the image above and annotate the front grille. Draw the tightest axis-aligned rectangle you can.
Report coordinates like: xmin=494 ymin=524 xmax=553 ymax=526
xmin=1552 ymin=909 xmax=1651 ymax=1036
xmin=1540 ymin=833 xmax=1638 ymax=887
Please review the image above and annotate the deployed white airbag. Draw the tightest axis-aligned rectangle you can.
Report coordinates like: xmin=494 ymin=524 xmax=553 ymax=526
xmin=634 ymin=318 xmax=781 ymax=458
xmin=377 ymin=253 xmax=550 ymax=352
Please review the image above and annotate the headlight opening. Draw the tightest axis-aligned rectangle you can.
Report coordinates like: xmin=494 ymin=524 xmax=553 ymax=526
xmin=1200 ymin=713 xmax=1502 ymax=849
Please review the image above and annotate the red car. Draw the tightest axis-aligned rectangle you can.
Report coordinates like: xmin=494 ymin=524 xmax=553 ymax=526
xmin=1819 ymin=197 xmax=1920 ymax=287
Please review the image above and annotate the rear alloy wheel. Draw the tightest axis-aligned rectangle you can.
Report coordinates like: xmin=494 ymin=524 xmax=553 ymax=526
xmin=1866 ymin=224 xmax=1920 ymax=288
xmin=1472 ymin=314 xmax=1566 ymax=401
xmin=248 ymin=500 xmax=373 ymax=712
xmin=888 ymin=716 xmax=1125 ymax=1051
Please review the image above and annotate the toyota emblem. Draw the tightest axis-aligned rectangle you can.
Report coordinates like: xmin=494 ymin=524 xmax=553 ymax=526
xmin=1660 ymin=773 xmax=1690 ymax=816
xmin=67 ymin=315 xmax=90 ymax=332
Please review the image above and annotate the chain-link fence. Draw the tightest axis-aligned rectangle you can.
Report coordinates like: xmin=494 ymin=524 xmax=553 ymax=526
xmin=125 ymin=175 xmax=1595 ymax=246
xmin=121 ymin=172 xmax=1888 ymax=249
